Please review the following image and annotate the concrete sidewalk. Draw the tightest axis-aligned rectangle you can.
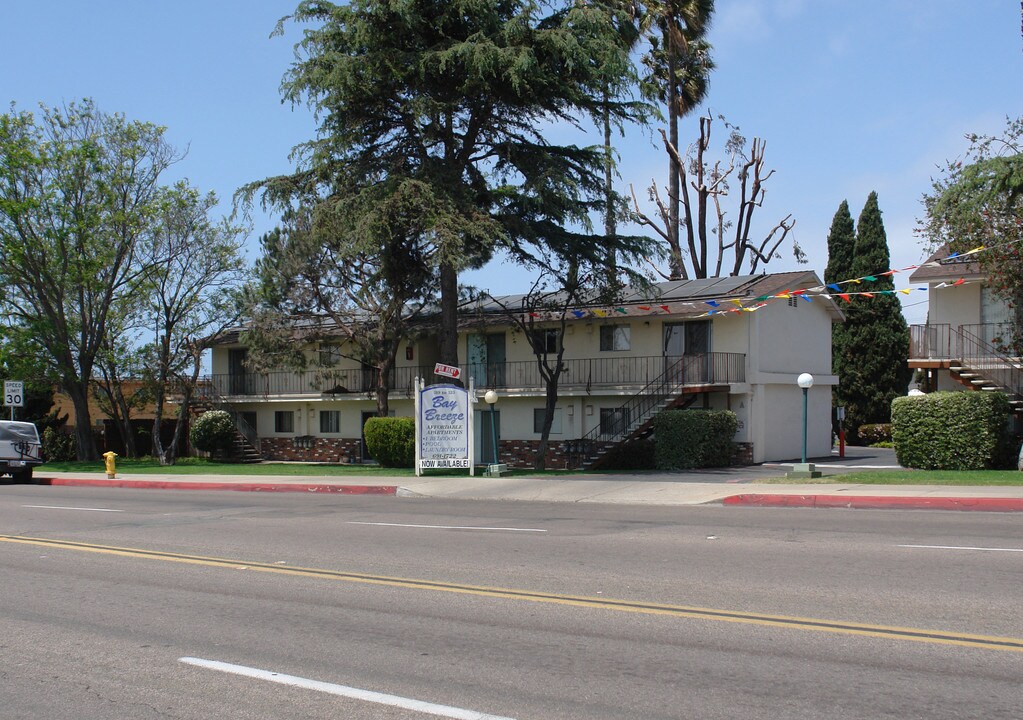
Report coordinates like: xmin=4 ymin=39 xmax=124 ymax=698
xmin=25 ymin=447 xmax=1023 ymax=512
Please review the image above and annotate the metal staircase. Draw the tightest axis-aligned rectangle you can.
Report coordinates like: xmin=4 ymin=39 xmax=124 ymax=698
xmin=948 ymin=327 xmax=1023 ymax=416
xmin=191 ymin=382 xmax=262 ymax=463
xmin=565 ymin=354 xmax=729 ymax=470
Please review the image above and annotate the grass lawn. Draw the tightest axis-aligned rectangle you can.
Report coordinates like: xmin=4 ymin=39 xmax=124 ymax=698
xmin=767 ymin=469 xmax=1023 ymax=486
xmin=37 ymin=457 xmax=571 ymax=478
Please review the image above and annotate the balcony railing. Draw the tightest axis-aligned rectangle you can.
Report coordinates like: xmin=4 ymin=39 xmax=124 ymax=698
xmin=909 ymin=323 xmax=954 ymax=360
xmin=910 ymin=323 xmax=1019 ymax=361
xmin=205 ymin=352 xmax=746 ymax=398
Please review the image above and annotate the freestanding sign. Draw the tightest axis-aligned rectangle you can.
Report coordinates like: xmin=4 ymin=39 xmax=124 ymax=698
xmin=4 ymin=381 xmax=23 ymax=420
xmin=414 ymin=377 xmax=475 ymax=476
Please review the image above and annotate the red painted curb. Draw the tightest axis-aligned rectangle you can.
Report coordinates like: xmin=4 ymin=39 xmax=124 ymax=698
xmin=721 ymin=494 xmax=1023 ymax=512
xmin=35 ymin=478 xmax=398 ymax=495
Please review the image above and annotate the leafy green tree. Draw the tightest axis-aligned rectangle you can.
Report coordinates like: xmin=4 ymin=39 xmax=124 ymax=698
xmin=246 ymin=0 xmax=652 ymax=372
xmin=837 ymin=192 xmax=911 ymax=440
xmin=0 ymin=324 xmax=60 ymax=425
xmin=141 ymin=183 xmax=248 ymax=465
xmin=246 ymin=187 xmax=432 ymax=417
xmin=824 ymin=200 xmax=856 ymax=419
xmin=0 ymin=100 xmax=180 ymax=459
xmin=919 ymin=116 xmax=1023 ymax=353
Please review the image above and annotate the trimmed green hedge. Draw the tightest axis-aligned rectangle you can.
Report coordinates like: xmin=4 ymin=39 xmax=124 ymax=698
xmin=364 ymin=416 xmax=415 ymax=468
xmin=858 ymin=423 xmax=892 ymax=445
xmin=653 ymin=409 xmax=737 ymax=470
xmin=189 ymin=410 xmax=236 ymax=455
xmin=891 ymin=392 xmax=1014 ymax=470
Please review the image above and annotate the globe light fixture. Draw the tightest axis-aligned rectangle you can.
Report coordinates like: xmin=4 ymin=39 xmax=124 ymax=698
xmin=484 ymin=390 xmax=499 ymax=467
xmin=787 ymin=372 xmax=822 ymax=479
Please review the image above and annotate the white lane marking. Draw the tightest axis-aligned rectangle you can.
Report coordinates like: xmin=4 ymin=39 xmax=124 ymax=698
xmin=179 ymin=657 xmax=517 ymax=720
xmin=898 ymin=544 xmax=1023 ymax=553
xmin=22 ymin=505 xmax=123 ymax=513
xmin=347 ymin=521 xmax=546 ymax=533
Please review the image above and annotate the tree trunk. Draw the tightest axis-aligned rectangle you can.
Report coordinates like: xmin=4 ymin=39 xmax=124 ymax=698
xmin=602 ymin=94 xmax=617 ymax=283
xmin=439 ymin=260 xmax=460 ymax=371
xmin=65 ymin=382 xmax=99 ymax=460
xmin=374 ymin=343 xmax=399 ymax=417
xmin=667 ymin=34 xmax=682 ymax=280
xmin=162 ymin=349 xmax=206 ymax=466
xmin=113 ymin=385 xmax=138 ymax=458
xmin=533 ymin=371 xmax=562 ymax=472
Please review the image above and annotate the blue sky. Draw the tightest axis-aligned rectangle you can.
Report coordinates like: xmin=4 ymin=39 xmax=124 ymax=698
xmin=3 ymin=1 xmax=1021 ymax=325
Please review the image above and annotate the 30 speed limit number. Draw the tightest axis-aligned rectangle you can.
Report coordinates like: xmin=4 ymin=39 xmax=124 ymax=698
xmin=4 ymin=381 xmax=24 ymax=407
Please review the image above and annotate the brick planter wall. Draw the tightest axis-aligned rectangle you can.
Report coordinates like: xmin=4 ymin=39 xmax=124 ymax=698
xmin=260 ymin=436 xmax=363 ymax=463
xmin=256 ymin=436 xmax=756 ymax=469
xmin=733 ymin=442 xmax=754 ymax=466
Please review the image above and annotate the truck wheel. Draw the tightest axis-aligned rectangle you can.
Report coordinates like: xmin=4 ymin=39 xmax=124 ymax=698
xmin=13 ymin=468 xmax=32 ymax=482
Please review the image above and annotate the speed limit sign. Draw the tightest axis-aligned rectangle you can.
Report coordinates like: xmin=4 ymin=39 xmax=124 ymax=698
xmin=4 ymin=381 xmax=24 ymax=407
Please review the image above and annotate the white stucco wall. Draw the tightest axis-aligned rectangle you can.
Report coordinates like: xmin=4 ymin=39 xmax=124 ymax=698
xmin=742 ymin=295 xmax=838 ymax=463
xmin=928 ymin=283 xmax=981 ymax=328
xmin=749 ymin=383 xmax=832 ymax=463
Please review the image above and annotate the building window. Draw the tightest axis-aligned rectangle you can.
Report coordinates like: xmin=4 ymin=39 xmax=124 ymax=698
xmin=318 ymin=343 xmax=342 ymax=367
xmin=274 ymin=410 xmax=294 ymax=433
xmin=320 ymin=410 xmax=340 ymax=434
xmin=533 ymin=408 xmax=563 ymax=434
xmin=530 ymin=329 xmax=560 ymax=354
xmin=599 ymin=325 xmax=631 ymax=351
xmin=599 ymin=407 xmax=631 ymax=436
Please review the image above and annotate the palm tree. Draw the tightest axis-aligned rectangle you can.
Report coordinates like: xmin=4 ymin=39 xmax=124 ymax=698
xmin=639 ymin=0 xmax=715 ymax=279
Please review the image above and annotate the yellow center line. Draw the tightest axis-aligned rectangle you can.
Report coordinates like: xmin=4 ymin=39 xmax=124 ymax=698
xmin=3 ymin=533 xmax=1021 ymax=653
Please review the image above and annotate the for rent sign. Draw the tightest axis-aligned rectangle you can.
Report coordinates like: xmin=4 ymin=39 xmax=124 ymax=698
xmin=415 ymin=380 xmax=475 ymax=475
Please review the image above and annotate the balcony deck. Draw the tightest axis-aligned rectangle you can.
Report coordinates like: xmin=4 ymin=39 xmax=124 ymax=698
xmin=202 ymin=353 xmax=746 ymax=400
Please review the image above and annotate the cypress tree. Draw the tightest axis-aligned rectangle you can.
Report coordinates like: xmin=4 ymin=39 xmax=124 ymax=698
xmin=837 ymin=192 xmax=912 ymax=441
xmin=824 ymin=200 xmax=856 ymax=433
xmin=824 ymin=200 xmax=855 ymax=286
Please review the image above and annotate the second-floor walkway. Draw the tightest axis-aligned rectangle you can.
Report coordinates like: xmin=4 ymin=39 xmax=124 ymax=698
xmin=203 ymin=352 xmax=747 ymax=399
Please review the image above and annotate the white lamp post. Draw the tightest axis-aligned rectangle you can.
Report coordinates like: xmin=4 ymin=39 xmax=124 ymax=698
xmin=788 ymin=372 xmax=822 ymax=479
xmin=484 ymin=390 xmax=499 ymax=469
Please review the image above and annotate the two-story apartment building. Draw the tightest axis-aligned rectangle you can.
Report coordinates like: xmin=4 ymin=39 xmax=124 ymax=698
xmin=202 ymin=271 xmax=842 ymax=469
xmin=907 ymin=244 xmax=1022 ymax=416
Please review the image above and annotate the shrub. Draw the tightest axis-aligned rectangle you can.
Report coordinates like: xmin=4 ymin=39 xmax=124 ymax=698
xmin=653 ymin=409 xmax=737 ymax=470
xmin=599 ymin=438 xmax=657 ymax=470
xmin=857 ymin=423 xmax=892 ymax=445
xmin=891 ymin=392 xmax=1014 ymax=470
xmin=189 ymin=410 xmax=237 ymax=456
xmin=364 ymin=416 xmax=415 ymax=468
xmin=42 ymin=426 xmax=77 ymax=462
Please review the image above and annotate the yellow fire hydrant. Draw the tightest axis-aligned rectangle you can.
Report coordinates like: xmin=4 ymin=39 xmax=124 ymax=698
xmin=103 ymin=451 xmax=117 ymax=479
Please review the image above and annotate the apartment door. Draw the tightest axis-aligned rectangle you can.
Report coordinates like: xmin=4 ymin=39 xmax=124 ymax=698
xmin=468 ymin=333 xmax=507 ymax=387
xmin=663 ymin=321 xmax=710 ymax=383
xmin=228 ymin=349 xmax=248 ymax=395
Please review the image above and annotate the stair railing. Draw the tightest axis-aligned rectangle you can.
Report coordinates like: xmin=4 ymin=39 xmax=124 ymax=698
xmin=957 ymin=327 xmax=1023 ymax=402
xmin=194 ymin=380 xmax=261 ymax=453
xmin=566 ymin=352 xmax=744 ymax=467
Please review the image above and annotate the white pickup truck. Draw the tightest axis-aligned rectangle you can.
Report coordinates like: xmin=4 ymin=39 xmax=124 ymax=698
xmin=0 ymin=421 xmax=43 ymax=481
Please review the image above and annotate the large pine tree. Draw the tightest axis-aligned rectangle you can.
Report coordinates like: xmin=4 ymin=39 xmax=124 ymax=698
xmin=837 ymin=192 xmax=912 ymax=440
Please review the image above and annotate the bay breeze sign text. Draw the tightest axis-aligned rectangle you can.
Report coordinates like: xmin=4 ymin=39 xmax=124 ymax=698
xmin=414 ymin=378 xmax=476 ymax=476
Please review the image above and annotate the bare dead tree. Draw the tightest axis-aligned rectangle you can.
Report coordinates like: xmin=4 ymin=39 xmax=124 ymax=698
xmin=631 ymin=112 xmax=802 ymax=279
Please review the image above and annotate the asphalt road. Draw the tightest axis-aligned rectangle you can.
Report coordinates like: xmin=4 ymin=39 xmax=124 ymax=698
xmin=1 ymin=485 xmax=1020 ymax=719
